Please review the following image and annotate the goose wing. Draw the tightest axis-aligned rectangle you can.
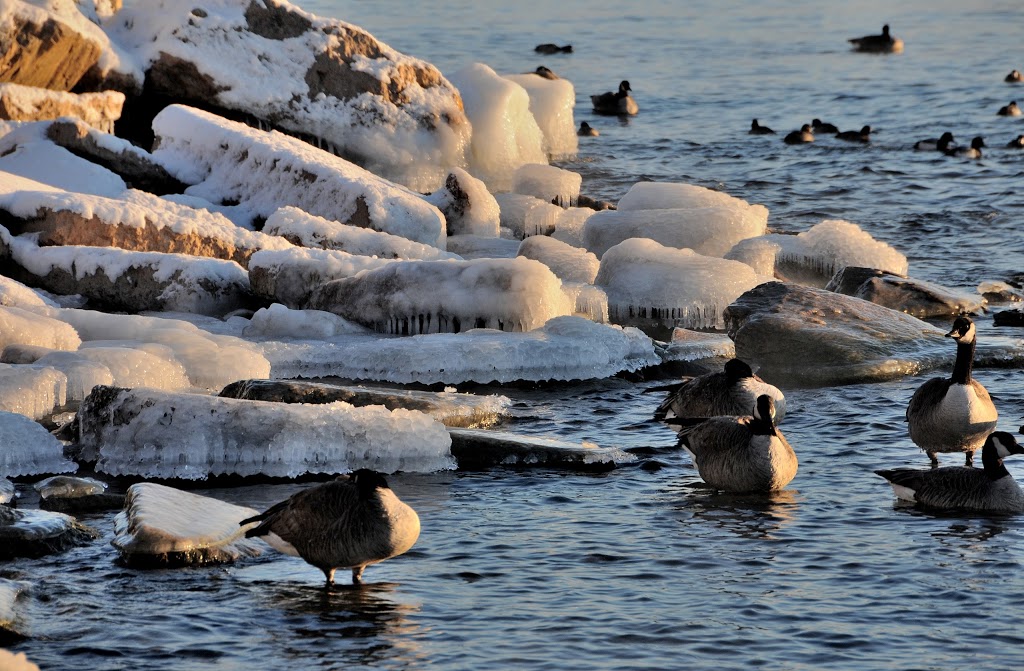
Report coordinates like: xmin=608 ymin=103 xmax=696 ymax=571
xmin=654 ymin=373 xmax=731 ymax=420
xmin=243 ymin=480 xmax=363 ymax=548
xmin=905 ymin=376 xmax=952 ymax=422
xmin=876 ymin=466 xmax=993 ymax=509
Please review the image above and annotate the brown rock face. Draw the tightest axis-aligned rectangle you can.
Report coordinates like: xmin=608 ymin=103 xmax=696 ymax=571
xmin=0 ymin=13 xmax=102 ymax=91
xmin=0 ymin=84 xmax=123 ymax=132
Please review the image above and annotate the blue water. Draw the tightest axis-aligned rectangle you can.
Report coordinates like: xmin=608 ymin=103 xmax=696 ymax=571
xmin=10 ymin=0 xmax=1024 ymax=669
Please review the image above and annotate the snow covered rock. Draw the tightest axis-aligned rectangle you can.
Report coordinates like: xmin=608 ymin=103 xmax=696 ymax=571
xmin=0 ymin=505 xmax=95 ymax=560
xmin=512 ymin=163 xmax=581 ymax=207
xmin=617 ymin=182 xmax=768 ymax=217
xmin=825 ymin=267 xmax=985 ymax=319
xmin=0 ymin=0 xmax=106 ymax=90
xmin=219 ymin=379 xmax=511 ymax=429
xmin=424 ymin=168 xmax=501 ymax=237
xmin=0 ymin=409 xmax=76 ymax=476
xmin=444 ymin=235 xmax=521 ymax=260
xmin=0 ymin=478 xmax=14 ymax=504
xmin=0 ymin=305 xmax=81 ymax=352
xmin=71 ymin=347 xmax=191 ymax=391
xmin=596 ymin=238 xmax=764 ymax=337
xmin=243 ymin=303 xmax=368 ymax=339
xmin=449 ymin=429 xmax=634 ymax=471
xmin=0 ymin=84 xmax=123 ymax=133
xmin=495 ymin=192 xmax=562 ymax=239
xmin=307 ymin=257 xmax=574 ymax=334
xmin=247 ymin=246 xmax=393 ymax=308
xmin=152 ymin=105 xmax=448 ymax=246
xmin=77 ymin=386 xmax=455 ymax=479
xmin=0 ymin=366 xmax=68 ymax=421
xmin=112 ymin=483 xmax=263 ymax=567
xmin=503 ymin=73 xmax=578 ymax=159
xmin=517 ymin=235 xmax=599 ymax=284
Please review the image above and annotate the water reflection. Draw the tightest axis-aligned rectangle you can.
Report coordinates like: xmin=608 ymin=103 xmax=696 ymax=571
xmin=676 ymin=486 xmax=801 ymax=540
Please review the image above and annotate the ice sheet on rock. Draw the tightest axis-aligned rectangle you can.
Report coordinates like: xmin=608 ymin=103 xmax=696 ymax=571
xmin=423 ymin=168 xmax=501 ymax=237
xmin=444 ymin=234 xmax=522 ymax=260
xmin=0 ymin=410 xmax=76 ymax=477
xmin=0 ymin=365 xmax=67 ymax=420
xmin=261 ymin=316 xmax=659 ymax=384
xmin=617 ymin=182 xmax=769 ymax=220
xmin=33 ymin=475 xmax=107 ymax=499
xmin=658 ymin=328 xmax=737 ymax=363
xmin=78 ymin=387 xmax=455 ymax=478
xmin=596 ymin=238 xmax=764 ymax=333
xmin=151 ymin=105 xmax=447 ymax=246
xmin=727 ymin=221 xmax=908 ymax=287
xmin=112 ymin=483 xmax=264 ymax=565
xmin=495 ymin=192 xmax=562 ymax=238
xmin=308 ymin=257 xmax=574 ymax=334
xmin=448 ymin=64 xmax=547 ymax=191
xmin=247 ymin=246 xmax=394 ymax=308
xmin=74 ymin=347 xmax=191 ymax=392
xmin=32 ymin=351 xmax=114 ymax=403
xmin=512 ymin=164 xmax=582 ymax=207
xmin=551 ymin=207 xmax=595 ymax=248
xmin=0 ymin=306 xmax=81 ymax=352
xmin=517 ymin=235 xmax=599 ymax=284
xmin=502 ymin=74 xmax=578 ymax=159
xmin=449 ymin=428 xmax=634 ymax=470
xmin=0 ymin=275 xmax=58 ymax=310
xmin=562 ymin=283 xmax=609 ymax=323
xmin=582 ymin=207 xmax=768 ymax=259
xmin=263 ymin=206 xmax=459 ymax=260
xmin=243 ymin=303 xmax=370 ymax=339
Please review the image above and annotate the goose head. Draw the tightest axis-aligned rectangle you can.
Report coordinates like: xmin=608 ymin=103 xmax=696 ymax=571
xmin=989 ymin=431 xmax=1024 ymax=460
xmin=752 ymin=394 xmax=778 ymax=432
xmin=618 ymin=81 xmax=632 ymax=95
xmin=945 ymin=315 xmax=976 ymax=344
xmin=349 ymin=469 xmax=390 ymax=495
xmin=724 ymin=358 xmax=754 ymax=381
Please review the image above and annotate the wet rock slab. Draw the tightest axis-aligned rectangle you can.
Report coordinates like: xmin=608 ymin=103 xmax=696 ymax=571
xmin=825 ymin=266 xmax=984 ymax=319
xmin=34 ymin=476 xmax=124 ymax=514
xmin=448 ymin=428 xmax=635 ymax=471
xmin=0 ymin=506 xmax=96 ymax=560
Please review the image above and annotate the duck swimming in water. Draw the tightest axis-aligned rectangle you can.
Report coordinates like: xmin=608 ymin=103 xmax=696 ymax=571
xmin=240 ymin=469 xmax=420 ymax=587
xmin=535 ymin=43 xmax=573 ymax=54
xmin=784 ymin=124 xmax=814 ymax=144
xmin=945 ymin=136 xmax=985 ymax=159
xmin=1006 ymin=70 xmax=1023 ymax=83
xmin=836 ymin=125 xmax=872 ymax=142
xmin=997 ymin=101 xmax=1022 ymax=116
xmin=749 ymin=119 xmax=775 ymax=134
xmin=849 ymin=24 xmax=904 ymax=54
xmin=876 ymin=432 xmax=1024 ymax=513
xmin=812 ymin=118 xmax=839 ymax=134
xmin=914 ymin=131 xmax=954 ymax=151
xmin=905 ymin=315 xmax=997 ymax=466
xmin=591 ymin=80 xmax=639 ymax=115
xmin=577 ymin=121 xmax=599 ymax=137
xmin=1007 ymin=135 xmax=1024 ymax=149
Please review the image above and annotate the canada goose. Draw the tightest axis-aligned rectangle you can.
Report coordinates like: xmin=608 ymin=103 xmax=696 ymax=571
xmin=812 ymin=118 xmax=839 ymax=134
xmin=1007 ymin=135 xmax=1024 ymax=149
xmin=784 ymin=124 xmax=814 ymax=144
xmin=240 ymin=469 xmax=420 ymax=586
xmin=749 ymin=119 xmax=775 ymax=135
xmin=654 ymin=358 xmax=786 ymax=423
xmin=1007 ymin=70 xmax=1023 ymax=83
xmin=836 ymin=125 xmax=872 ymax=142
xmin=945 ymin=136 xmax=985 ymax=159
xmin=591 ymin=80 xmax=639 ymax=115
xmin=849 ymin=24 xmax=904 ymax=54
xmin=670 ymin=395 xmax=798 ymax=493
xmin=531 ymin=65 xmax=559 ymax=80
xmin=535 ymin=43 xmax=572 ymax=54
xmin=906 ymin=315 xmax=998 ymax=466
xmin=914 ymin=131 xmax=954 ymax=151
xmin=577 ymin=121 xmax=599 ymax=137
xmin=876 ymin=432 xmax=1024 ymax=513
xmin=997 ymin=101 xmax=1022 ymax=116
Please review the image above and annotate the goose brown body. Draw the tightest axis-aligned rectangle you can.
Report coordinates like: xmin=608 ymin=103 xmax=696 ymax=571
xmin=654 ymin=359 xmax=786 ymax=423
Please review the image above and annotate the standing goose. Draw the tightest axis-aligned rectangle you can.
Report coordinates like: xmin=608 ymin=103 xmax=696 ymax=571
xmin=654 ymin=358 xmax=786 ymax=423
xmin=876 ymin=432 xmax=1024 ymax=512
xmin=240 ymin=469 xmax=420 ymax=586
xmin=670 ymin=395 xmax=798 ymax=493
xmin=906 ymin=315 xmax=998 ymax=466
xmin=848 ymin=24 xmax=904 ymax=54
xmin=591 ymin=80 xmax=639 ymax=115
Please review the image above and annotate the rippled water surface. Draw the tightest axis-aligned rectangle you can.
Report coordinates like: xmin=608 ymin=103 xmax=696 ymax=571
xmin=10 ymin=0 xmax=1024 ymax=669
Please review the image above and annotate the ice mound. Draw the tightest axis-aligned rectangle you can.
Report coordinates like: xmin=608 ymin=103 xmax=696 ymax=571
xmin=262 ymin=316 xmax=659 ymax=384
xmin=32 ymin=351 xmax=115 ymax=403
xmin=551 ymin=207 xmax=595 ymax=248
xmin=151 ymin=105 xmax=447 ymax=247
xmin=308 ymin=257 xmax=574 ymax=334
xmin=503 ymin=73 xmax=578 ymax=159
xmin=495 ymin=192 xmax=562 ymax=238
xmin=78 ymin=386 xmax=455 ymax=478
xmin=448 ymin=63 xmax=547 ymax=191
xmin=0 ymin=276 xmax=58 ymax=310
xmin=517 ymin=235 xmax=600 ymax=284
xmin=727 ymin=220 xmax=908 ymax=287
xmin=243 ymin=303 xmax=369 ymax=339
xmin=73 ymin=346 xmax=190 ymax=391
xmin=248 ymin=246 xmax=394 ymax=308
xmin=0 ymin=410 xmax=76 ymax=477
xmin=444 ymin=235 xmax=522 ymax=260
xmin=424 ymin=168 xmax=501 ymax=237
xmin=0 ymin=305 xmax=81 ymax=352
xmin=0 ymin=365 xmax=67 ymax=420
xmin=512 ymin=163 xmax=582 ymax=207
xmin=34 ymin=475 xmax=107 ymax=499
xmin=617 ymin=182 xmax=769 ymax=219
xmin=562 ymin=283 xmax=609 ymax=323
xmin=263 ymin=206 xmax=458 ymax=261
xmin=582 ymin=206 xmax=768 ymax=259
xmin=450 ymin=429 xmax=634 ymax=470
xmin=596 ymin=238 xmax=764 ymax=334
xmin=112 ymin=483 xmax=264 ymax=566
xmin=659 ymin=328 xmax=737 ymax=364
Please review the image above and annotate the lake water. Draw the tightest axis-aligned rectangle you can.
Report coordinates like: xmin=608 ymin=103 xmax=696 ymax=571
xmin=9 ymin=0 xmax=1024 ymax=669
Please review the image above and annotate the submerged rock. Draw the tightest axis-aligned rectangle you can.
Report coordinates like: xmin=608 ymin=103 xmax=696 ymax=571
xmin=723 ymin=282 xmax=949 ymax=385
xmin=112 ymin=482 xmax=263 ymax=567
xmin=34 ymin=475 xmax=123 ymax=514
xmin=0 ymin=506 xmax=96 ymax=560
xmin=448 ymin=429 xmax=635 ymax=471
xmin=994 ymin=308 xmax=1024 ymax=327
xmin=825 ymin=267 xmax=985 ymax=319
xmin=219 ymin=379 xmax=510 ymax=429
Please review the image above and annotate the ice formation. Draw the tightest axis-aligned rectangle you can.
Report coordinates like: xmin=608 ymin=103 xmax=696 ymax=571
xmin=263 ymin=206 xmax=458 ymax=261
xmin=562 ymin=283 xmax=610 ymax=323
xmin=78 ymin=387 xmax=455 ymax=478
xmin=444 ymin=235 xmax=523 ymax=260
xmin=512 ymin=163 xmax=582 ymax=207
xmin=596 ymin=238 xmax=764 ymax=332
xmin=247 ymin=246 xmax=394 ymax=308
xmin=582 ymin=206 xmax=768 ymax=259
xmin=243 ymin=303 xmax=369 ymax=339
xmin=502 ymin=73 xmax=578 ymax=159
xmin=423 ymin=168 xmax=501 ymax=237
xmin=0 ymin=365 xmax=67 ymax=420
xmin=0 ymin=478 xmax=13 ymax=504
xmin=517 ymin=235 xmax=600 ymax=284
xmin=308 ymin=257 xmax=574 ymax=334
xmin=551 ymin=207 xmax=595 ymax=248
xmin=0 ymin=275 xmax=58 ymax=310
xmin=151 ymin=105 xmax=448 ymax=247
xmin=449 ymin=428 xmax=635 ymax=470
xmin=33 ymin=475 xmax=107 ymax=499
xmin=617 ymin=182 xmax=769 ymax=219
xmin=32 ymin=351 xmax=115 ymax=403
xmin=74 ymin=347 xmax=191 ymax=391
xmin=448 ymin=63 xmax=547 ymax=191
xmin=0 ymin=410 xmax=77 ymax=477
xmin=495 ymin=193 xmax=563 ymax=238
xmin=658 ymin=329 xmax=737 ymax=363
xmin=0 ymin=305 xmax=81 ymax=352
xmin=726 ymin=220 xmax=908 ymax=287
xmin=261 ymin=316 xmax=659 ymax=384
xmin=112 ymin=483 xmax=264 ymax=565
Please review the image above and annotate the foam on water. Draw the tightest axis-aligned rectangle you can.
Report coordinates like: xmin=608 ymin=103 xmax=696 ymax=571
xmin=512 ymin=163 xmax=582 ymax=207
xmin=0 ymin=410 xmax=76 ymax=477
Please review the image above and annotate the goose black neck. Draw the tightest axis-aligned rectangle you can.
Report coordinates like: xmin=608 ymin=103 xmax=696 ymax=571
xmin=951 ymin=338 xmax=975 ymax=385
xmin=750 ymin=416 xmax=777 ymax=437
xmin=981 ymin=447 xmax=1010 ymax=481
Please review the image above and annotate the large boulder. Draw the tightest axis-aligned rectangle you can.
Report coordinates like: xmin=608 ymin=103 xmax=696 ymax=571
xmin=0 ymin=0 xmax=106 ymax=91
xmin=825 ymin=267 xmax=985 ymax=319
